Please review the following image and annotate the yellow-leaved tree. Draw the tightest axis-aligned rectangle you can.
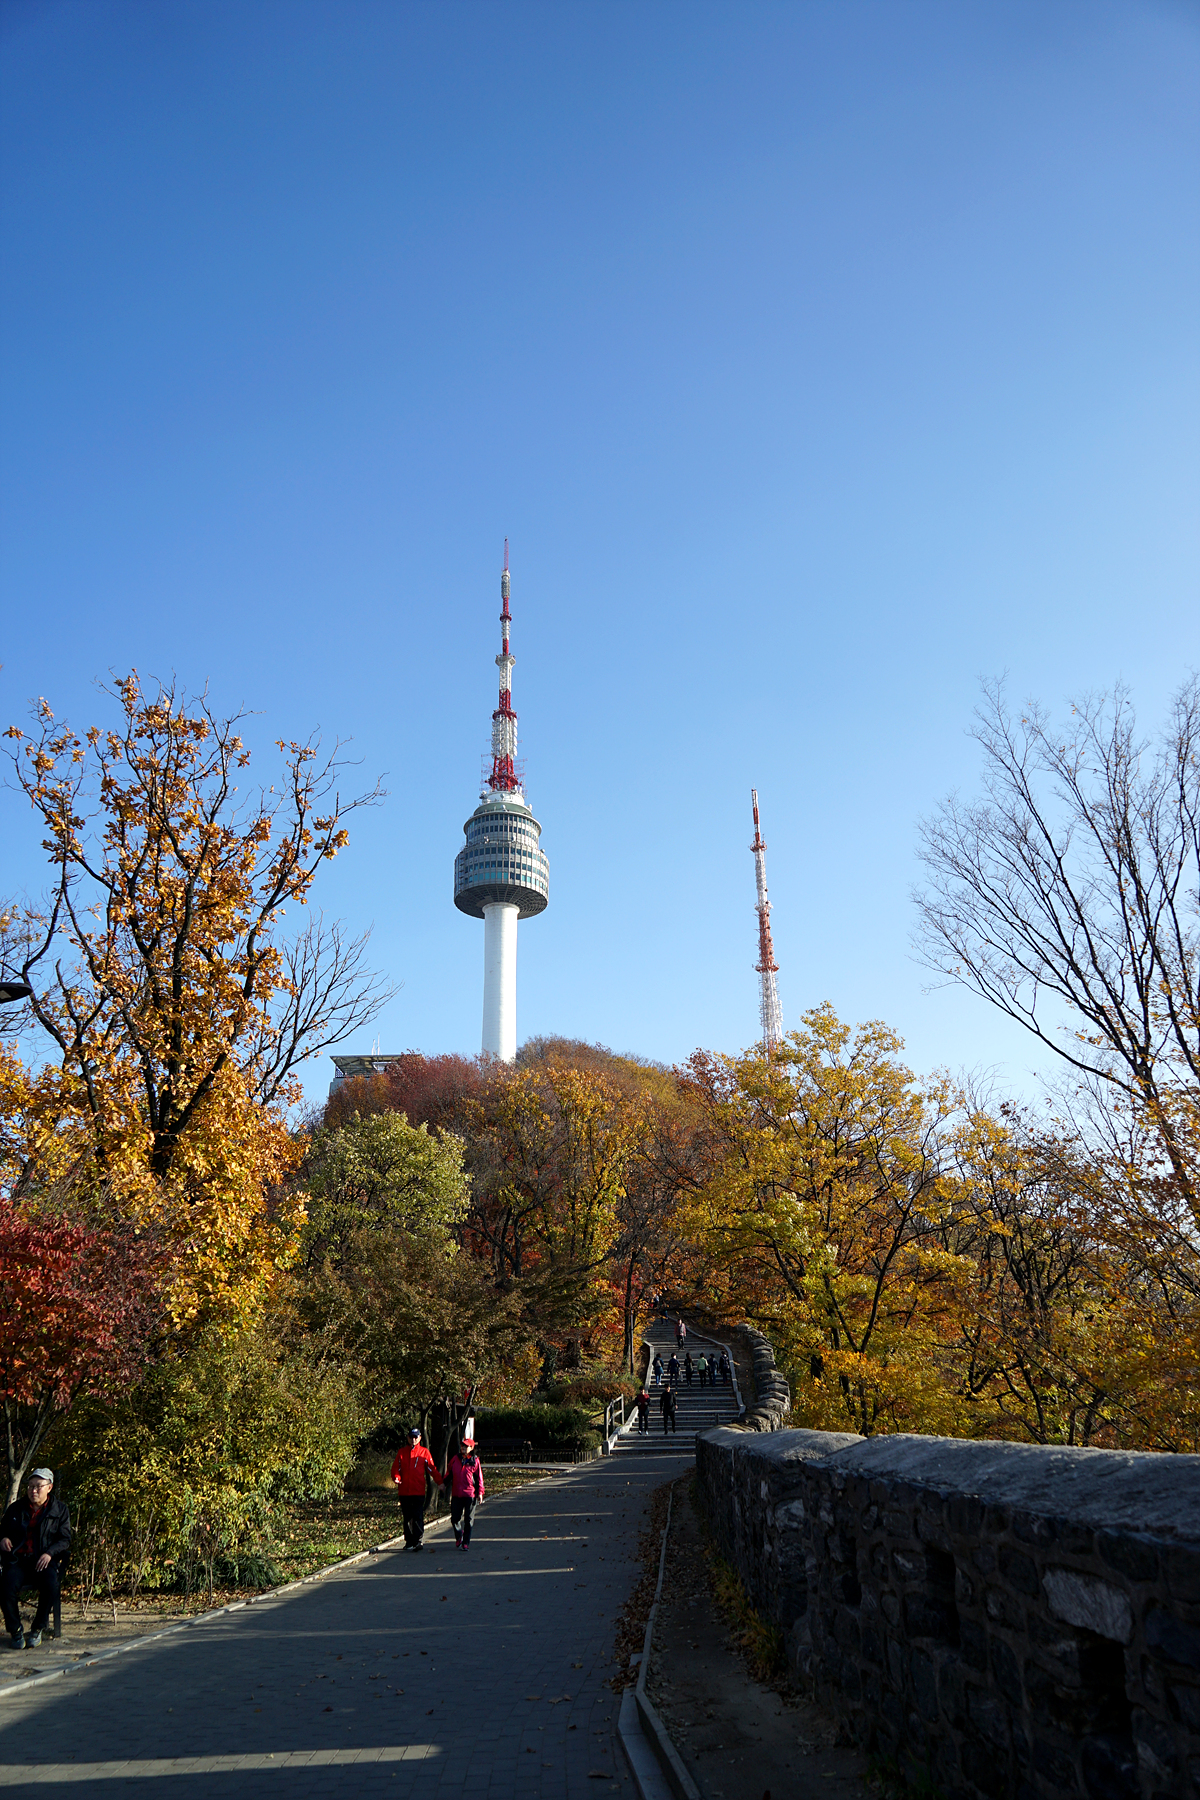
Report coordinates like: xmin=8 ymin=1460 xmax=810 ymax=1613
xmin=1 ymin=675 xmax=390 ymax=1328
xmin=681 ymin=1005 xmax=975 ymax=1436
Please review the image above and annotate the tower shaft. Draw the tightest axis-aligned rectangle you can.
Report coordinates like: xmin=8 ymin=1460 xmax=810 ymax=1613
xmin=482 ymin=901 xmax=518 ymax=1060
xmin=750 ymin=788 xmax=783 ymax=1052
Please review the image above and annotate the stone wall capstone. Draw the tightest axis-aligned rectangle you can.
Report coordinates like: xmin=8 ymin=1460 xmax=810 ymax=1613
xmin=695 ymin=1425 xmax=1200 ymax=1800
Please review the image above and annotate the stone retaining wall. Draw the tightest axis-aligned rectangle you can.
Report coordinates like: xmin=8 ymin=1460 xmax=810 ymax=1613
xmin=738 ymin=1323 xmax=792 ymax=1432
xmin=695 ymin=1426 xmax=1200 ymax=1800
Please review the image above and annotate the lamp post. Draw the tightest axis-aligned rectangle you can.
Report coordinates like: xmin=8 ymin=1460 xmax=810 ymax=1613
xmin=0 ymin=980 xmax=32 ymax=1005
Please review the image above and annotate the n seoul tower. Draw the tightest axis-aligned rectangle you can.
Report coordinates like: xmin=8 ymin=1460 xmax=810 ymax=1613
xmin=453 ymin=544 xmax=549 ymax=1060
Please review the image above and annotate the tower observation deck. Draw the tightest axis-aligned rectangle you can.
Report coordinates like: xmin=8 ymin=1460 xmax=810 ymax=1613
xmin=453 ymin=544 xmax=549 ymax=1060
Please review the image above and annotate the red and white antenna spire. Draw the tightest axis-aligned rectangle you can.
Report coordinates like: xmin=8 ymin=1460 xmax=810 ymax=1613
xmin=750 ymin=788 xmax=783 ymax=1052
xmin=489 ymin=538 xmax=519 ymax=792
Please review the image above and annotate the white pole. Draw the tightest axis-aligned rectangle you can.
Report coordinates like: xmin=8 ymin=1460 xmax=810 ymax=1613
xmin=482 ymin=901 xmax=518 ymax=1061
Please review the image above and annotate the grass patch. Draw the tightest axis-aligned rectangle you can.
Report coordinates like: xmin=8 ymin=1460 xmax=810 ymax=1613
xmin=707 ymin=1549 xmax=788 ymax=1682
xmin=59 ymin=1468 xmax=553 ymax=1620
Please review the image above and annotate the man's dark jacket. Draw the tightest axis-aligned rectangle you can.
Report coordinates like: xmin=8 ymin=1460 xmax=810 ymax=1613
xmin=0 ymin=1494 xmax=72 ymax=1562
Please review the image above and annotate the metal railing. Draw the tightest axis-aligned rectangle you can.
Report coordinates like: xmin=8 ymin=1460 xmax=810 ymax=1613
xmin=603 ymin=1394 xmax=626 ymax=1450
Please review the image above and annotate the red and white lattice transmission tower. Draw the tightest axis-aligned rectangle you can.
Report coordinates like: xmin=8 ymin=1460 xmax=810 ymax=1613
xmin=750 ymin=788 xmax=783 ymax=1052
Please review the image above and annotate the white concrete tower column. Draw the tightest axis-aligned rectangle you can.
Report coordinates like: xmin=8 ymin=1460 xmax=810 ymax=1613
xmin=481 ymin=900 xmax=519 ymax=1061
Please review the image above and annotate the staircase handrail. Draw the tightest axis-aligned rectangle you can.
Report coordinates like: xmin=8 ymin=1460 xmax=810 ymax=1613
xmin=602 ymin=1392 xmax=626 ymax=1453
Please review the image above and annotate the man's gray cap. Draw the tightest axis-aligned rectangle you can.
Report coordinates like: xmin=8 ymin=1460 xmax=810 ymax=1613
xmin=29 ymin=1468 xmax=54 ymax=1483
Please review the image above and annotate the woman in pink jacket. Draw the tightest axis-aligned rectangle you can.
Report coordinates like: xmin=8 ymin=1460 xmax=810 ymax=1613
xmin=448 ymin=1433 xmax=486 ymax=1550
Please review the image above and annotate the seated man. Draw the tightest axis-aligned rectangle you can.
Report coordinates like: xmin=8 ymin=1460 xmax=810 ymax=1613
xmin=1 ymin=1468 xmax=71 ymax=1649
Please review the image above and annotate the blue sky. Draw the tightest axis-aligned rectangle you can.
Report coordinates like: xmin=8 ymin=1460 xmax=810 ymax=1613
xmin=2 ymin=0 xmax=1197 ymax=1108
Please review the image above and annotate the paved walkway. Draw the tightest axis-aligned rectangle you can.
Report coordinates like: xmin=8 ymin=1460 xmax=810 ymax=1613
xmin=0 ymin=1452 xmax=688 ymax=1797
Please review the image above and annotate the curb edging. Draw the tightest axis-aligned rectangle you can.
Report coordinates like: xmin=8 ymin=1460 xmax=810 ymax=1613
xmin=617 ymin=1481 xmax=702 ymax=1800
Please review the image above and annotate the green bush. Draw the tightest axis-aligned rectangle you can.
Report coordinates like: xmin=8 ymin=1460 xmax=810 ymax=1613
xmin=48 ymin=1320 xmax=365 ymax=1597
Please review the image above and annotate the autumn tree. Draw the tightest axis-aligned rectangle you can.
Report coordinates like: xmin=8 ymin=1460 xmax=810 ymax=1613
xmin=682 ymin=1006 xmax=972 ymax=1436
xmin=0 ymin=1200 xmax=164 ymax=1502
xmin=945 ymin=1107 xmax=1200 ymax=1451
xmin=1 ymin=675 xmax=389 ymax=1323
xmin=460 ymin=1048 xmax=664 ymax=1376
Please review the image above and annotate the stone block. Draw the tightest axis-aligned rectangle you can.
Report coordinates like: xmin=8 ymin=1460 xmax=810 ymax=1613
xmin=905 ymin=1592 xmax=959 ymax=1644
xmin=948 ymin=1495 xmax=985 ymax=1536
xmin=968 ymin=1684 xmax=1011 ymax=1748
xmin=1162 ymin=1544 xmax=1200 ymax=1608
xmin=894 ymin=1548 xmax=927 ymax=1582
xmin=911 ymin=1649 xmax=939 ymax=1722
xmin=1145 ymin=1607 xmax=1200 ymax=1673
xmin=1132 ymin=1707 xmax=1178 ymax=1782
xmin=991 ymin=1636 xmax=1024 ymax=1706
xmin=937 ymin=1658 xmax=967 ymax=1727
xmin=1000 ymin=1545 xmax=1042 ymax=1596
xmin=1096 ymin=1531 xmax=1158 ymax=1583
xmin=1080 ymin=1734 xmax=1139 ymax=1800
xmin=1167 ymin=1679 xmax=1200 ymax=1730
xmin=916 ymin=1509 xmax=951 ymax=1551
xmin=959 ymin=1618 xmax=989 ymax=1672
xmin=986 ymin=1585 xmax=1025 ymax=1630
xmin=962 ymin=1734 xmax=1010 ymax=1797
xmin=1044 ymin=1568 xmax=1133 ymax=1645
xmin=1033 ymin=1736 xmax=1077 ymax=1788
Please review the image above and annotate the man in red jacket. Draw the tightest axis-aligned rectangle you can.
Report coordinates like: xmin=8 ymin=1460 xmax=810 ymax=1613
xmin=390 ymin=1427 xmax=445 ymax=1551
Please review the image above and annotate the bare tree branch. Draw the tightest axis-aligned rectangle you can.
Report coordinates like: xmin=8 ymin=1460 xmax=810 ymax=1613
xmin=914 ymin=676 xmax=1200 ymax=1215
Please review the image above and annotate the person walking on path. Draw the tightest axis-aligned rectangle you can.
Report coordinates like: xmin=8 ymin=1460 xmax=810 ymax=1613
xmin=667 ymin=1352 xmax=680 ymax=1386
xmin=448 ymin=1432 xmax=485 ymax=1551
xmin=0 ymin=1468 xmax=70 ymax=1649
xmin=652 ymin=1353 xmax=664 ymax=1387
xmin=697 ymin=1353 xmax=709 ymax=1388
xmin=720 ymin=1351 xmax=732 ymax=1386
xmin=391 ymin=1426 xmax=445 ymax=1551
xmin=684 ymin=1352 xmax=694 ymax=1385
xmin=636 ymin=1389 xmax=651 ymax=1434
xmin=660 ymin=1384 xmax=677 ymax=1434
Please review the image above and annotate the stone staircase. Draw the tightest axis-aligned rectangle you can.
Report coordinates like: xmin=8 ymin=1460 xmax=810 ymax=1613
xmin=611 ymin=1325 xmax=742 ymax=1458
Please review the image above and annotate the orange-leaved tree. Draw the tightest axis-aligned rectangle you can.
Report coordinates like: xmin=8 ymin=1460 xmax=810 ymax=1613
xmin=1 ymin=675 xmax=389 ymax=1326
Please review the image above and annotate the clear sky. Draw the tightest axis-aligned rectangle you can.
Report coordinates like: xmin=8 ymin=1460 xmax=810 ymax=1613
xmin=2 ymin=0 xmax=1197 ymax=1108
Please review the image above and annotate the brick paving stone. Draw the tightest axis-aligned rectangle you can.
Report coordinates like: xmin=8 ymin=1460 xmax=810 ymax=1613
xmin=0 ymin=1451 xmax=689 ymax=1797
